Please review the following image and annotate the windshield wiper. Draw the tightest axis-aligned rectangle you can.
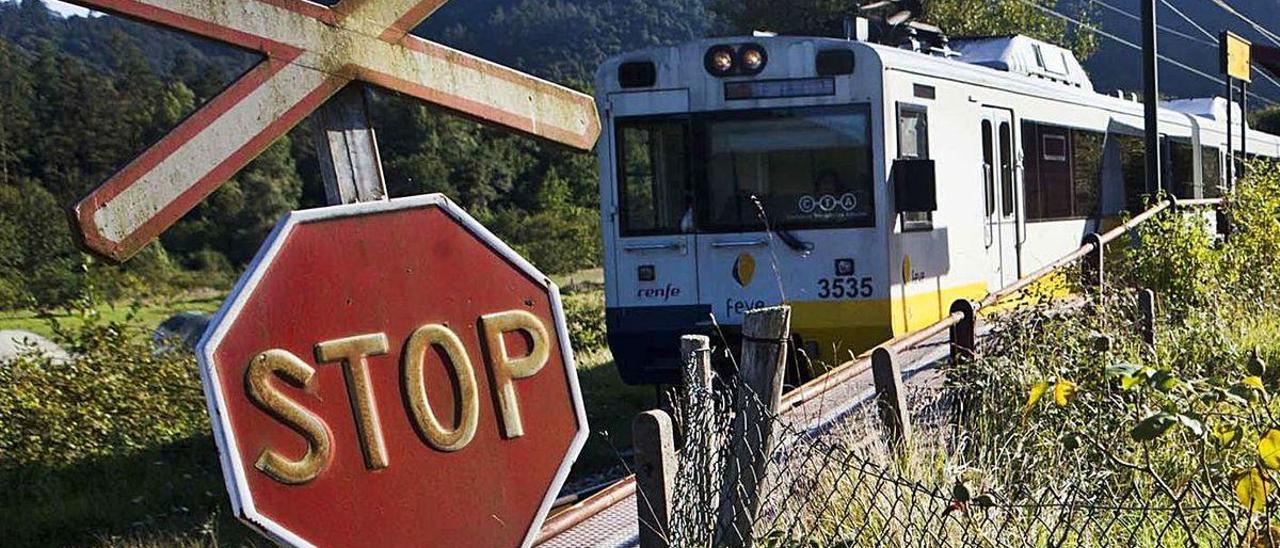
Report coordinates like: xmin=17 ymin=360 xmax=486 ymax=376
xmin=775 ymin=228 xmax=814 ymax=253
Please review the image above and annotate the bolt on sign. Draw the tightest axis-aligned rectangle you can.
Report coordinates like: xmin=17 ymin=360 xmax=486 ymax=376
xmin=199 ymin=195 xmax=588 ymax=547
xmin=66 ymin=0 xmax=600 ymax=262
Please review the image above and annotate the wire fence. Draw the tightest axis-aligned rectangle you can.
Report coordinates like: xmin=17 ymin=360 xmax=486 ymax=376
xmin=657 ymin=370 xmax=1268 ymax=547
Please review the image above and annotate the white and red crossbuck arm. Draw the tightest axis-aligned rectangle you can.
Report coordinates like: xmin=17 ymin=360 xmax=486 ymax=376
xmin=68 ymin=0 xmax=601 ymax=262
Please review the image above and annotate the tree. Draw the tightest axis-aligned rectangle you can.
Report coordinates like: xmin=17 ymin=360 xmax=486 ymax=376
xmin=0 ymin=40 xmax=33 ymax=186
xmin=712 ymin=0 xmax=1097 ymax=60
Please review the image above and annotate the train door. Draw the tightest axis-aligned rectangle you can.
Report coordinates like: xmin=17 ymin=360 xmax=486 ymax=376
xmin=980 ymin=108 xmax=1020 ymax=290
xmin=611 ymin=118 xmax=700 ymax=309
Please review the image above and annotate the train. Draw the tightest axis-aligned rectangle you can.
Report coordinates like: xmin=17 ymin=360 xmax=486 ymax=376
xmin=593 ymin=26 xmax=1280 ymax=386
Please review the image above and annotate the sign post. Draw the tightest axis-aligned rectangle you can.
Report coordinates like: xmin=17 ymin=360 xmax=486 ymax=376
xmin=1222 ymin=31 xmax=1253 ymax=186
xmin=198 ymin=195 xmax=588 ymax=547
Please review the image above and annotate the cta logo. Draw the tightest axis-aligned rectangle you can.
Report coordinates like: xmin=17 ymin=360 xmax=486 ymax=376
xmin=733 ymin=253 xmax=756 ymax=287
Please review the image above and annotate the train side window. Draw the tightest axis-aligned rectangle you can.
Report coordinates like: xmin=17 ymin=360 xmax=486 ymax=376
xmin=1071 ymin=130 xmax=1103 ymax=218
xmin=617 ymin=120 xmax=691 ymax=236
xmin=1023 ymin=121 xmax=1102 ymax=220
xmin=982 ymin=121 xmax=994 ymax=217
xmin=1169 ymin=140 xmax=1197 ymax=199
xmin=897 ymin=103 xmax=932 ymax=231
xmin=999 ymin=122 xmax=1014 ymax=216
xmin=1202 ymin=146 xmax=1223 ymax=198
xmin=1115 ymin=134 xmax=1148 ymax=212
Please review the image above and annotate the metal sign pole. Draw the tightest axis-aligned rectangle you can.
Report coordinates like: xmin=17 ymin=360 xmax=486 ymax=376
xmin=1227 ymin=76 xmax=1235 ymax=190
xmin=1242 ymin=79 xmax=1249 ymax=177
xmin=1141 ymin=0 xmax=1162 ymax=196
xmin=310 ymin=84 xmax=389 ymax=206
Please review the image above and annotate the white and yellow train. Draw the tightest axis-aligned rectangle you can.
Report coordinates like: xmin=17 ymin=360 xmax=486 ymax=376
xmin=594 ymin=30 xmax=1279 ymax=385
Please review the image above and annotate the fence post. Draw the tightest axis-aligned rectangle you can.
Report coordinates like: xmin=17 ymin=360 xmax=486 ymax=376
xmin=681 ymin=335 xmax=713 ymax=389
xmin=1138 ymin=288 xmax=1156 ymax=347
xmin=948 ymin=299 xmax=977 ymax=365
xmin=634 ymin=410 xmax=676 ymax=548
xmin=1081 ymin=232 xmax=1104 ymax=290
xmin=715 ymin=306 xmax=791 ymax=548
xmin=872 ymin=347 xmax=912 ymax=448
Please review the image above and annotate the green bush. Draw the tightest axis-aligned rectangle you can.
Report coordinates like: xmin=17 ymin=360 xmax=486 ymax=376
xmin=563 ymin=290 xmax=607 ymax=354
xmin=941 ymin=164 xmax=1280 ymax=540
xmin=0 ymin=295 xmax=207 ymax=468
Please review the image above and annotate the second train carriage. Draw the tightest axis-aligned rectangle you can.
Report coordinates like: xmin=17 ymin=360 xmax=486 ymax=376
xmin=595 ymin=32 xmax=1280 ymax=386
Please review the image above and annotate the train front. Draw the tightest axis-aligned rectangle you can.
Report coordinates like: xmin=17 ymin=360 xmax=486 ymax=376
xmin=595 ymin=36 xmax=893 ymax=385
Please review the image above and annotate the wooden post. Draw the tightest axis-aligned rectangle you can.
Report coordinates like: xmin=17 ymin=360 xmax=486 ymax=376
xmin=715 ymin=306 xmax=791 ymax=548
xmin=681 ymin=335 xmax=713 ymax=390
xmin=310 ymin=84 xmax=388 ymax=205
xmin=872 ymin=347 xmax=911 ymax=448
xmin=948 ymin=299 xmax=977 ymax=365
xmin=1138 ymin=289 xmax=1156 ymax=346
xmin=1081 ymin=233 xmax=1104 ymax=290
xmin=634 ymin=410 xmax=676 ymax=548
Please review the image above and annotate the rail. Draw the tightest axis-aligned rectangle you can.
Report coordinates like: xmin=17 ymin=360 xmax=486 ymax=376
xmin=536 ymin=195 xmax=1221 ymax=543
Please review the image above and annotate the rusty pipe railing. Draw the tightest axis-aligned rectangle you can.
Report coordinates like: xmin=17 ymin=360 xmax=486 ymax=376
xmin=539 ymin=196 xmax=1224 ymax=543
xmin=784 ymin=196 xmax=1221 ymax=412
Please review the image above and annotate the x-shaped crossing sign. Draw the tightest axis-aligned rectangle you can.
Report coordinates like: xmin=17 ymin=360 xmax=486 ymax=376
xmin=69 ymin=0 xmax=601 ymax=262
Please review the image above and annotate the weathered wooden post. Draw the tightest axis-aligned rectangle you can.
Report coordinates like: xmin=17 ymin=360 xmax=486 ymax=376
xmin=310 ymin=85 xmax=388 ymax=205
xmin=1081 ymin=233 xmax=1105 ymax=290
xmin=715 ymin=306 xmax=791 ymax=548
xmin=634 ymin=410 xmax=677 ymax=548
xmin=1138 ymin=288 xmax=1156 ymax=346
xmin=948 ymin=299 xmax=977 ymax=365
xmin=872 ymin=347 xmax=912 ymax=448
xmin=682 ymin=334 xmax=713 ymax=389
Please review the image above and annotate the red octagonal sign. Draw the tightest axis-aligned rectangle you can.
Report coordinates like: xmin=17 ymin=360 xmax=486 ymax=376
xmin=197 ymin=195 xmax=587 ymax=547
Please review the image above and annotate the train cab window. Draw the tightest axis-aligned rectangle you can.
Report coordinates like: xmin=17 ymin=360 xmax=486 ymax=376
xmin=1169 ymin=140 xmax=1197 ymax=199
xmin=701 ymin=106 xmax=874 ymax=231
xmin=999 ymin=122 xmax=1014 ymax=216
xmin=1203 ymin=146 xmax=1223 ymax=198
xmin=897 ymin=104 xmax=932 ymax=231
xmin=617 ymin=120 xmax=691 ymax=236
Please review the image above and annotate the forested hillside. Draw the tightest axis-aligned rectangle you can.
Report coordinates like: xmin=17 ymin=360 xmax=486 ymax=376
xmin=0 ymin=0 xmax=716 ymax=311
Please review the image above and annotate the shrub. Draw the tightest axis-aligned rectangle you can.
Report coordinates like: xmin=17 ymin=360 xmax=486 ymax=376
xmin=0 ymin=294 xmax=207 ymax=468
xmin=563 ymin=290 xmax=607 ymax=354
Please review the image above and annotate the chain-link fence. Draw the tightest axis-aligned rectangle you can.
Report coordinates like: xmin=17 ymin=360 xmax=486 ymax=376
xmin=653 ymin=368 xmax=1267 ymax=547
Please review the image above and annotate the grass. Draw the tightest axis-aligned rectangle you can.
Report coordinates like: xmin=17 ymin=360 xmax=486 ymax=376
xmin=0 ymin=293 xmax=224 ymax=339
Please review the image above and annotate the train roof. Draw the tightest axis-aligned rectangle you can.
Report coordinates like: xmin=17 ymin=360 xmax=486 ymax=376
xmin=596 ymin=34 xmax=1280 ymax=150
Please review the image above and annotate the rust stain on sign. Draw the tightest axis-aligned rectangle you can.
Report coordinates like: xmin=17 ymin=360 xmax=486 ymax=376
xmin=68 ymin=0 xmax=601 ymax=262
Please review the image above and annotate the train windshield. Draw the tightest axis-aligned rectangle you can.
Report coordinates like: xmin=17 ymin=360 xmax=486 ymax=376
xmin=701 ymin=106 xmax=874 ymax=231
xmin=615 ymin=105 xmax=874 ymax=236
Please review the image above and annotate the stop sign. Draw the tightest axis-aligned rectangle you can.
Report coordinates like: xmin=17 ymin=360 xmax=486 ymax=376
xmin=197 ymin=195 xmax=587 ymax=547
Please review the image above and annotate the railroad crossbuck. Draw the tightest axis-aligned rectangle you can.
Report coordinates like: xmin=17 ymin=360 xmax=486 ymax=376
xmin=68 ymin=0 xmax=600 ymax=261
xmin=199 ymin=196 xmax=587 ymax=547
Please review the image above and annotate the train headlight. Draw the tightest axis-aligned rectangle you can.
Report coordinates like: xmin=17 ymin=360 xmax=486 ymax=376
xmin=740 ymin=44 xmax=767 ymax=74
xmin=705 ymin=46 xmax=736 ymax=76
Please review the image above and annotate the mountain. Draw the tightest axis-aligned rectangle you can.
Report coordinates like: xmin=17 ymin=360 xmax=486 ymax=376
xmin=1082 ymin=0 xmax=1280 ymax=104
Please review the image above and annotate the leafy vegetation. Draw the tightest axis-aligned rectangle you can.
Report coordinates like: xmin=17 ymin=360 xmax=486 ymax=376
xmin=938 ymin=161 xmax=1280 ymax=542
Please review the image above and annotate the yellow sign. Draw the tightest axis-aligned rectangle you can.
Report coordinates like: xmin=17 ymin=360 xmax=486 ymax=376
xmin=1223 ymin=31 xmax=1253 ymax=82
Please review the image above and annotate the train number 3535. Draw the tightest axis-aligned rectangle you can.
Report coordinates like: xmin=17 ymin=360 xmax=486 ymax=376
xmin=817 ymin=277 xmax=874 ymax=299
